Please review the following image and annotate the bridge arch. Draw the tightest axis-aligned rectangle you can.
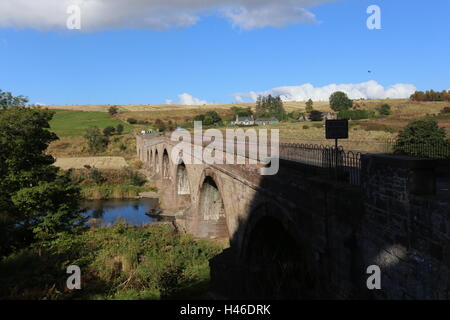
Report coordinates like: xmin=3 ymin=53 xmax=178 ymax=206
xmin=176 ymin=160 xmax=191 ymax=195
xmin=162 ymin=148 xmax=170 ymax=179
xmin=154 ymin=149 xmax=160 ymax=173
xmin=238 ymin=202 xmax=317 ymax=299
xmin=193 ymin=172 xmax=229 ymax=239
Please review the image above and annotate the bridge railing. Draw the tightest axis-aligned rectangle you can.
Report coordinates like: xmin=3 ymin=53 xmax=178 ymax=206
xmin=279 ymin=143 xmax=362 ymax=185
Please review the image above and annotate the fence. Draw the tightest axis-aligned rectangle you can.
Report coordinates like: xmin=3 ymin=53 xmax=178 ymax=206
xmin=384 ymin=139 xmax=450 ymax=159
xmin=279 ymin=143 xmax=362 ymax=185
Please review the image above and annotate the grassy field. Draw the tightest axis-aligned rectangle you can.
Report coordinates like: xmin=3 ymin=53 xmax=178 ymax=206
xmin=49 ymin=109 xmax=134 ymax=137
xmin=45 ymin=99 xmax=450 ymax=154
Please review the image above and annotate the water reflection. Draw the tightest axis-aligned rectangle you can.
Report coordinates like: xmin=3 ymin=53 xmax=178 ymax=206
xmin=80 ymin=198 xmax=159 ymax=226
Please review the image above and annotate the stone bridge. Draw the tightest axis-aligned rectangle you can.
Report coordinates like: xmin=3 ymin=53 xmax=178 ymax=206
xmin=137 ymin=134 xmax=450 ymax=300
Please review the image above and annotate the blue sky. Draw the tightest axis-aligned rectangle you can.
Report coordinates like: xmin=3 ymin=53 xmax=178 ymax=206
xmin=0 ymin=0 xmax=449 ymax=105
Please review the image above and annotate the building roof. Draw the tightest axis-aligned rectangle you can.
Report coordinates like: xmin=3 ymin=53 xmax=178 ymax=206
xmin=255 ymin=117 xmax=279 ymax=122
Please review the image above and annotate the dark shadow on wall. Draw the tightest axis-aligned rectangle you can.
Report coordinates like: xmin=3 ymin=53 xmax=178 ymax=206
xmin=209 ymin=154 xmax=450 ymax=300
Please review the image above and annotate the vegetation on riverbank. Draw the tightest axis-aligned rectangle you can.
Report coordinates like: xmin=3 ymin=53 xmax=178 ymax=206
xmin=68 ymin=168 xmax=157 ymax=200
xmin=0 ymin=224 xmax=225 ymax=300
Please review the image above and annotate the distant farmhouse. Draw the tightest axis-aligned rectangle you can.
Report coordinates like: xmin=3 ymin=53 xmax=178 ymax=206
xmin=255 ymin=117 xmax=279 ymax=126
xmin=231 ymin=115 xmax=255 ymax=126
xmin=301 ymin=112 xmax=336 ymax=121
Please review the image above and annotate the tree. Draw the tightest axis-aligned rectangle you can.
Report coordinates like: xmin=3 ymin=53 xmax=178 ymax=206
xmin=154 ymin=119 xmax=167 ymax=132
xmin=108 ymin=106 xmax=119 ymax=116
xmin=377 ymin=103 xmax=391 ymax=116
xmin=395 ymin=118 xmax=449 ymax=157
xmin=84 ymin=126 xmax=109 ymax=153
xmin=305 ymin=99 xmax=314 ymax=113
xmin=329 ymin=91 xmax=353 ymax=112
xmin=116 ymin=124 xmax=124 ymax=135
xmin=0 ymin=90 xmax=29 ymax=109
xmin=205 ymin=111 xmax=222 ymax=124
xmin=0 ymin=107 xmax=85 ymax=255
xmin=103 ymin=126 xmax=116 ymax=137
xmin=309 ymin=110 xmax=323 ymax=121
xmin=231 ymin=106 xmax=253 ymax=118
xmin=255 ymin=95 xmax=286 ymax=120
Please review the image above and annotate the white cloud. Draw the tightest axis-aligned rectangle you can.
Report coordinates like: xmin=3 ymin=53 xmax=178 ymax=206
xmin=233 ymin=81 xmax=417 ymax=102
xmin=168 ymin=93 xmax=209 ymax=105
xmin=0 ymin=0 xmax=332 ymax=31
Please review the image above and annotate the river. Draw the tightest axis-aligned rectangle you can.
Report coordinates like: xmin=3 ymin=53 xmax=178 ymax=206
xmin=80 ymin=198 xmax=160 ymax=226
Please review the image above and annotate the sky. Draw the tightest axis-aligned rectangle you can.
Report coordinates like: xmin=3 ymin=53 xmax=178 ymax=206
xmin=0 ymin=0 xmax=449 ymax=105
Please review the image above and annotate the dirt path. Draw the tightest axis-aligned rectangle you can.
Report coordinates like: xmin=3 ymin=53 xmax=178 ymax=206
xmin=54 ymin=156 xmax=129 ymax=170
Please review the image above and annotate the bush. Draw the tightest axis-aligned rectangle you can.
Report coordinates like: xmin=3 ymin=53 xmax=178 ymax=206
xmin=377 ymin=103 xmax=391 ymax=116
xmin=127 ymin=118 xmax=137 ymax=124
xmin=302 ymin=125 xmax=309 ymax=129
xmin=103 ymin=126 xmax=116 ymax=137
xmin=395 ymin=118 xmax=449 ymax=158
xmin=108 ymin=106 xmax=119 ymax=116
xmin=84 ymin=126 xmax=109 ymax=153
xmin=90 ymin=169 xmax=106 ymax=185
xmin=116 ymin=124 xmax=124 ymax=135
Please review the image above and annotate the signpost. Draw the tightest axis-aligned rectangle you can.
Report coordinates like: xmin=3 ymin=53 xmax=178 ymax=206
xmin=325 ymin=119 xmax=349 ymax=180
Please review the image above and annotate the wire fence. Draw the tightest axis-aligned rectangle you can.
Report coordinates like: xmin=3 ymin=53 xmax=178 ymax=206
xmin=384 ymin=139 xmax=450 ymax=159
xmin=279 ymin=143 xmax=362 ymax=185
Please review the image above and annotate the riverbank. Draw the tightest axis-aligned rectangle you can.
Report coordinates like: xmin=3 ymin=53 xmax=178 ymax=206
xmin=67 ymin=168 xmax=158 ymax=200
xmin=0 ymin=224 xmax=225 ymax=300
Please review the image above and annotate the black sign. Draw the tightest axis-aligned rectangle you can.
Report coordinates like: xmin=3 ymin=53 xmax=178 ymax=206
xmin=325 ymin=119 xmax=348 ymax=139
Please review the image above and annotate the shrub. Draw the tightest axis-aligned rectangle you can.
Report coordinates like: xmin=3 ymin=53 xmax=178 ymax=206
xmin=103 ymin=126 xmax=116 ymax=137
xmin=90 ymin=169 xmax=106 ymax=185
xmin=302 ymin=125 xmax=309 ymax=129
xmin=395 ymin=118 xmax=449 ymax=158
xmin=377 ymin=103 xmax=391 ymax=116
xmin=127 ymin=118 xmax=137 ymax=124
xmin=108 ymin=106 xmax=119 ymax=116
xmin=84 ymin=126 xmax=109 ymax=153
xmin=116 ymin=124 xmax=124 ymax=135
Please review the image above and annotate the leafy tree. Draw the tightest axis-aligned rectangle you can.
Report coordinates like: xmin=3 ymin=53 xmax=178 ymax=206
xmin=84 ymin=126 xmax=109 ymax=153
xmin=395 ymin=118 xmax=449 ymax=157
xmin=329 ymin=91 xmax=353 ymax=112
xmin=154 ymin=119 xmax=167 ymax=132
xmin=194 ymin=114 xmax=205 ymax=122
xmin=309 ymin=110 xmax=323 ymax=121
xmin=205 ymin=111 xmax=221 ymax=124
xmin=103 ymin=126 xmax=115 ymax=137
xmin=305 ymin=99 xmax=314 ymax=113
xmin=0 ymin=107 xmax=85 ymax=255
xmin=231 ymin=106 xmax=253 ymax=118
xmin=377 ymin=103 xmax=391 ymax=116
xmin=116 ymin=124 xmax=124 ymax=135
xmin=203 ymin=115 xmax=214 ymax=126
xmin=255 ymin=95 xmax=286 ymax=120
xmin=108 ymin=106 xmax=119 ymax=116
xmin=0 ymin=90 xmax=29 ymax=109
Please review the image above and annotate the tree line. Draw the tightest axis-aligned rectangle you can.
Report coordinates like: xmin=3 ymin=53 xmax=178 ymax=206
xmin=410 ymin=89 xmax=450 ymax=102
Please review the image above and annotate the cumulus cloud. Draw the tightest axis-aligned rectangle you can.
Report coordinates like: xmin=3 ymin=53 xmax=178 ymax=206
xmin=167 ymin=93 xmax=209 ymax=105
xmin=0 ymin=0 xmax=331 ymax=31
xmin=233 ymin=81 xmax=417 ymax=102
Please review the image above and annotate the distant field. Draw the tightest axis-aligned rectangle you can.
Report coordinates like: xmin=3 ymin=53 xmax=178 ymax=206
xmin=49 ymin=109 xmax=134 ymax=137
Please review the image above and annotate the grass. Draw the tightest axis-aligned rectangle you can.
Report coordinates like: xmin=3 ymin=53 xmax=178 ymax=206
xmin=68 ymin=168 xmax=157 ymax=200
xmin=0 ymin=224 xmax=225 ymax=300
xmin=45 ymin=99 xmax=450 ymax=154
xmin=49 ymin=109 xmax=134 ymax=137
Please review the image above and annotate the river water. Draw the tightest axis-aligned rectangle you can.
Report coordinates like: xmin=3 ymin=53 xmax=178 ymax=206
xmin=80 ymin=198 xmax=160 ymax=226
